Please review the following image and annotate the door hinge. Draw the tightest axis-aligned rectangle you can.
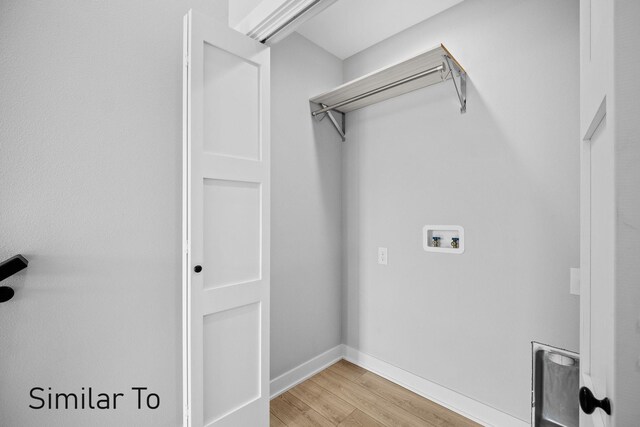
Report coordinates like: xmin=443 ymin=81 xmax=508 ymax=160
xmin=184 ymin=55 xmax=190 ymax=68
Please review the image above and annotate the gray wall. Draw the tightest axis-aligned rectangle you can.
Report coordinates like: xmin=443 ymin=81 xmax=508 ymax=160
xmin=0 ymin=1 xmax=226 ymax=425
xmin=270 ymin=33 xmax=344 ymax=379
xmin=342 ymin=0 xmax=580 ymax=421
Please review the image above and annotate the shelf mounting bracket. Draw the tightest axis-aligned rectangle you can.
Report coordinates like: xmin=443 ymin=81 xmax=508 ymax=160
xmin=320 ymin=104 xmax=346 ymax=142
xmin=444 ymin=55 xmax=466 ymax=114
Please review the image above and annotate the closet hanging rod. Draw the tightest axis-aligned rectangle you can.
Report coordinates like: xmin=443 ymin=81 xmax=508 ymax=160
xmin=311 ymin=63 xmax=444 ymax=117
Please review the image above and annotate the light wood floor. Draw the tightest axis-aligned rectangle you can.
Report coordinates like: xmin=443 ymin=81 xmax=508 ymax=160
xmin=270 ymin=359 xmax=481 ymax=427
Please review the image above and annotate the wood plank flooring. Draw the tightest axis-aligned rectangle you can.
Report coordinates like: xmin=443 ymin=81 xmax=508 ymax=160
xmin=270 ymin=360 xmax=481 ymax=427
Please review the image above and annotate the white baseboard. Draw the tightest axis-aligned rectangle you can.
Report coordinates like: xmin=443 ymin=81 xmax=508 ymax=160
xmin=270 ymin=344 xmax=528 ymax=427
xmin=270 ymin=344 xmax=345 ymax=398
xmin=343 ymin=346 xmax=529 ymax=427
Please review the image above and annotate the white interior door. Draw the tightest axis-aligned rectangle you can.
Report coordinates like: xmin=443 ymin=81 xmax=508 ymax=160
xmin=579 ymin=0 xmax=614 ymax=425
xmin=183 ymin=9 xmax=270 ymax=427
xmin=580 ymin=106 xmax=614 ymax=427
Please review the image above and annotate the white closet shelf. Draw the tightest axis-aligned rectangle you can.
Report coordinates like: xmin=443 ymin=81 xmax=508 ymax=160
xmin=309 ymin=44 xmax=466 ymax=141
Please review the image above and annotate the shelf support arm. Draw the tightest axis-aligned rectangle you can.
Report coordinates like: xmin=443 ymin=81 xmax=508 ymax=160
xmin=321 ymin=104 xmax=346 ymax=142
xmin=444 ymin=55 xmax=467 ymax=114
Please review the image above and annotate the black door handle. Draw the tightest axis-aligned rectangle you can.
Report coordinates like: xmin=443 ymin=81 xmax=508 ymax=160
xmin=194 ymin=265 xmax=202 ymax=273
xmin=579 ymin=386 xmax=611 ymax=415
xmin=0 ymin=254 xmax=29 ymax=303
xmin=0 ymin=287 xmax=15 ymax=303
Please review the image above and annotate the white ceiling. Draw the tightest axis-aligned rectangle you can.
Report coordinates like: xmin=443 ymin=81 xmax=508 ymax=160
xmin=296 ymin=0 xmax=463 ymax=59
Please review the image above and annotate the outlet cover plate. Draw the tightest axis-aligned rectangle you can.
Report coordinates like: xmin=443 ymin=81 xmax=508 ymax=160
xmin=378 ymin=247 xmax=388 ymax=265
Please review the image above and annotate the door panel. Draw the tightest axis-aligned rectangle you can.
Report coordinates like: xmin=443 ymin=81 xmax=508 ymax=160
xmin=184 ymin=9 xmax=270 ymax=427
xmin=203 ymin=179 xmax=261 ymax=289
xmin=580 ymin=114 xmax=613 ymax=427
xmin=580 ymin=0 xmax=610 ymax=136
xmin=203 ymin=303 xmax=261 ymax=423
xmin=203 ymin=43 xmax=261 ymax=160
xmin=589 ymin=117 xmax=614 ymax=402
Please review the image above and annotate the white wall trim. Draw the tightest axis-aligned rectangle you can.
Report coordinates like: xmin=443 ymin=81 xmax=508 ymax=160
xmin=270 ymin=344 xmax=345 ymax=398
xmin=343 ymin=346 xmax=529 ymax=427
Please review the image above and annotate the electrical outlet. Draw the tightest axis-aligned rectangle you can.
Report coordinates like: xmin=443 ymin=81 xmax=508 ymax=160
xmin=570 ymin=268 xmax=580 ymax=295
xmin=378 ymin=247 xmax=388 ymax=265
